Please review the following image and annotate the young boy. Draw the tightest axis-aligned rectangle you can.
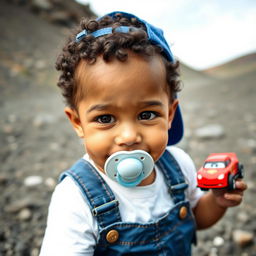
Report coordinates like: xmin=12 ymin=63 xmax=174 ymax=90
xmin=40 ymin=11 xmax=247 ymax=255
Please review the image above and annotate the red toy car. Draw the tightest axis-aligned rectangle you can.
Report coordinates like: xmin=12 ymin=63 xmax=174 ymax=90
xmin=197 ymin=153 xmax=243 ymax=190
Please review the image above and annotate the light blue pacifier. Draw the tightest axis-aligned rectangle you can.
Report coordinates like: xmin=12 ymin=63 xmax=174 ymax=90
xmin=104 ymin=150 xmax=154 ymax=187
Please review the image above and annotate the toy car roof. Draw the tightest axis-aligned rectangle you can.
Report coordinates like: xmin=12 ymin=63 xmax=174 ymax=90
xmin=205 ymin=153 xmax=237 ymax=162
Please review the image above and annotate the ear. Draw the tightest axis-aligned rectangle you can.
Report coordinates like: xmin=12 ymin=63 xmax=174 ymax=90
xmin=64 ymin=107 xmax=85 ymax=138
xmin=168 ymin=99 xmax=179 ymax=129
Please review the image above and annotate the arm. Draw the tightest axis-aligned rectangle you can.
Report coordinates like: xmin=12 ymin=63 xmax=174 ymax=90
xmin=40 ymin=177 xmax=97 ymax=256
xmin=193 ymin=180 xmax=247 ymax=230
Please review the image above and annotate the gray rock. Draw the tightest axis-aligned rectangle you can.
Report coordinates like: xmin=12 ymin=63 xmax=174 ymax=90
xmin=17 ymin=208 xmax=32 ymax=221
xmin=35 ymin=59 xmax=46 ymax=70
xmin=239 ymin=138 xmax=256 ymax=154
xmin=14 ymin=241 xmax=30 ymax=255
xmin=206 ymin=109 xmax=218 ymax=119
xmin=2 ymin=124 xmax=14 ymax=134
xmin=4 ymin=198 xmax=38 ymax=213
xmin=31 ymin=248 xmax=40 ymax=256
xmin=44 ymin=177 xmax=56 ymax=190
xmin=31 ymin=0 xmax=52 ymax=11
xmin=248 ymin=122 xmax=256 ymax=133
xmin=213 ymin=236 xmax=225 ymax=247
xmin=49 ymin=142 xmax=60 ymax=151
xmin=209 ymin=247 xmax=218 ymax=256
xmin=232 ymin=229 xmax=254 ymax=247
xmin=0 ymin=174 xmax=8 ymax=185
xmin=24 ymin=176 xmax=43 ymax=187
xmin=48 ymin=11 xmax=72 ymax=24
xmin=246 ymin=139 xmax=256 ymax=153
xmin=221 ymin=243 xmax=235 ymax=255
xmin=195 ymin=124 xmax=225 ymax=139
xmin=237 ymin=212 xmax=250 ymax=224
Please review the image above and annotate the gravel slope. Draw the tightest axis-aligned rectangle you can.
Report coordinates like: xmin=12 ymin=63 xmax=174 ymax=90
xmin=1 ymin=2 xmax=255 ymax=255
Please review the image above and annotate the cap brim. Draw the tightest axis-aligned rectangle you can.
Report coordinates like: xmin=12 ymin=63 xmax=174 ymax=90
xmin=167 ymin=104 xmax=183 ymax=145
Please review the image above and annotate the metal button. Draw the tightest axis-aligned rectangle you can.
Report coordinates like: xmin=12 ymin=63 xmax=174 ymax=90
xmin=106 ymin=229 xmax=119 ymax=243
xmin=179 ymin=206 xmax=187 ymax=219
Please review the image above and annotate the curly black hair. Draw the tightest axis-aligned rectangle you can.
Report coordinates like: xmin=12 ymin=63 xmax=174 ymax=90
xmin=56 ymin=13 xmax=181 ymax=109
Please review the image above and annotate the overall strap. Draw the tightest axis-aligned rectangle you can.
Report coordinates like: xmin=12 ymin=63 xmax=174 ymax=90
xmin=157 ymin=150 xmax=188 ymax=204
xmin=59 ymin=159 xmax=122 ymax=229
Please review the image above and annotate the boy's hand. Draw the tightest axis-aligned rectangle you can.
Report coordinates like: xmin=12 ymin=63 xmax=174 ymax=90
xmin=211 ymin=179 xmax=247 ymax=208
xmin=194 ymin=179 xmax=247 ymax=229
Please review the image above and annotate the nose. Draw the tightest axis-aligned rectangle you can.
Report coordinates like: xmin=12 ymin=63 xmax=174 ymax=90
xmin=115 ymin=124 xmax=142 ymax=147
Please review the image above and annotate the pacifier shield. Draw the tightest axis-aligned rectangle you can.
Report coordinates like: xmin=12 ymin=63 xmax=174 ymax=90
xmin=104 ymin=150 xmax=154 ymax=187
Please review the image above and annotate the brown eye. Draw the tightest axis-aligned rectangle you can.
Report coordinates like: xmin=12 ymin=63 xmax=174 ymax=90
xmin=97 ymin=115 xmax=115 ymax=124
xmin=139 ymin=111 xmax=158 ymax=120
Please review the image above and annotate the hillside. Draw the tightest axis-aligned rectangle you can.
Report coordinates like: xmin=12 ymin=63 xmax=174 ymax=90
xmin=203 ymin=52 xmax=256 ymax=79
xmin=180 ymin=62 xmax=213 ymax=88
xmin=1 ymin=2 xmax=255 ymax=255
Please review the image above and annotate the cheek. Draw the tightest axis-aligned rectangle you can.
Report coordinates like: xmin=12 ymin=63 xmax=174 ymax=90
xmin=82 ymin=131 xmax=111 ymax=166
xmin=84 ymin=132 xmax=108 ymax=153
xmin=146 ymin=127 xmax=169 ymax=161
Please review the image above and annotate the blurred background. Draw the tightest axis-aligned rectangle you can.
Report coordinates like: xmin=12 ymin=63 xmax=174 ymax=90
xmin=0 ymin=0 xmax=255 ymax=255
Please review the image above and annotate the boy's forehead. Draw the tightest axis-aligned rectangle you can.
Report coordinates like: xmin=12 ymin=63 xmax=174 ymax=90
xmin=75 ymin=53 xmax=167 ymax=96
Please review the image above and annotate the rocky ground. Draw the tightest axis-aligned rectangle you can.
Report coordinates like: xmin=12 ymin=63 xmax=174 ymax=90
xmin=1 ymin=1 xmax=256 ymax=255
xmin=181 ymin=68 xmax=256 ymax=256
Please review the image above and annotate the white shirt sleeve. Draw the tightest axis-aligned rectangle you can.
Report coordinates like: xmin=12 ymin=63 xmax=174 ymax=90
xmin=166 ymin=146 xmax=204 ymax=209
xmin=39 ymin=177 xmax=97 ymax=256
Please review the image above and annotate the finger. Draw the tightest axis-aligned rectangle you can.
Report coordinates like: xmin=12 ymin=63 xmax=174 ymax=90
xmin=235 ymin=180 xmax=248 ymax=191
xmin=228 ymin=189 xmax=244 ymax=196
xmin=224 ymin=193 xmax=243 ymax=203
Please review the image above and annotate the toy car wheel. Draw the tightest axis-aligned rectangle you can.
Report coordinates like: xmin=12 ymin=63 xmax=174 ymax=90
xmin=238 ymin=163 xmax=244 ymax=178
xmin=228 ymin=174 xmax=236 ymax=190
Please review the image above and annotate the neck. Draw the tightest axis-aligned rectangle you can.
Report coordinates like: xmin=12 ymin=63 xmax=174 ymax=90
xmin=138 ymin=168 xmax=156 ymax=186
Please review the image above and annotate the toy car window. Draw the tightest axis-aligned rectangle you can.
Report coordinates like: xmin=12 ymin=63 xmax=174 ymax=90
xmin=225 ymin=160 xmax=231 ymax=166
xmin=204 ymin=162 xmax=226 ymax=168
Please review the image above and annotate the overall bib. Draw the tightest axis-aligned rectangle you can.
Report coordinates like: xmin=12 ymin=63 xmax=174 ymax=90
xmin=60 ymin=150 xmax=197 ymax=255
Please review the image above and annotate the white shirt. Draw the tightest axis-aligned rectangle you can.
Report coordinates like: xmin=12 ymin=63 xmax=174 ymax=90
xmin=40 ymin=147 xmax=203 ymax=256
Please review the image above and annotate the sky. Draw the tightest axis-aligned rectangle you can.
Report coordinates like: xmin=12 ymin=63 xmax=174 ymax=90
xmin=77 ymin=0 xmax=256 ymax=70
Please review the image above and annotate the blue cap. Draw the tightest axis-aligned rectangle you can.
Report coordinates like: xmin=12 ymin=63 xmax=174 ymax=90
xmin=76 ymin=11 xmax=183 ymax=145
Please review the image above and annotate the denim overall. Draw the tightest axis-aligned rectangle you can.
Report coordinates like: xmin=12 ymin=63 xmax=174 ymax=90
xmin=60 ymin=150 xmax=197 ymax=255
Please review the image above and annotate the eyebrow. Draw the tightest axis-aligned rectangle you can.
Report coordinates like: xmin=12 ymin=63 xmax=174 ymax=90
xmin=141 ymin=101 xmax=164 ymax=107
xmin=87 ymin=101 xmax=164 ymax=114
xmin=87 ymin=104 xmax=110 ymax=113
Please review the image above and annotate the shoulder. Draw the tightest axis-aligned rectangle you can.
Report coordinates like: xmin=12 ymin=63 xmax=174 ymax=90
xmin=49 ymin=176 xmax=96 ymax=230
xmin=40 ymin=176 xmax=97 ymax=255
xmin=166 ymin=146 xmax=196 ymax=173
xmin=50 ymin=175 xmax=88 ymax=211
xmin=165 ymin=146 xmax=204 ymax=208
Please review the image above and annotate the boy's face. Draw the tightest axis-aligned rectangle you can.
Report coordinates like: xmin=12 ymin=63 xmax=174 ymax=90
xmin=65 ymin=53 xmax=178 ymax=176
